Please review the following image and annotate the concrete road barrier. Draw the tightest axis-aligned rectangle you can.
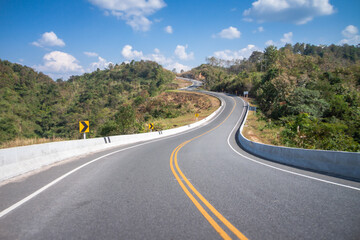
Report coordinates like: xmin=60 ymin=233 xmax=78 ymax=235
xmin=0 ymin=96 xmax=224 ymax=182
xmin=237 ymin=100 xmax=360 ymax=181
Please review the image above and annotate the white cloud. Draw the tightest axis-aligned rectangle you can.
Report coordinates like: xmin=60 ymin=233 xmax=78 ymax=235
xmin=88 ymin=56 xmax=113 ymax=71
xmin=243 ymin=0 xmax=334 ymax=25
xmin=340 ymin=36 xmax=360 ymax=45
xmin=339 ymin=25 xmax=360 ymax=45
xmin=213 ymin=45 xmax=259 ymax=61
xmin=35 ymin=51 xmax=83 ymax=73
xmin=165 ymin=62 xmax=191 ymax=73
xmin=174 ymin=45 xmax=194 ymax=60
xmin=120 ymin=45 xmax=192 ymax=73
xmin=34 ymin=51 xmax=84 ymax=79
xmin=32 ymin=31 xmax=65 ymax=47
xmin=265 ymin=40 xmax=276 ymax=46
xmin=243 ymin=18 xmax=254 ymax=22
xmin=121 ymin=45 xmax=144 ymax=59
xmin=253 ymin=26 xmax=264 ymax=33
xmin=126 ymin=15 xmax=152 ymax=31
xmin=121 ymin=45 xmax=172 ymax=65
xmin=145 ymin=49 xmax=172 ymax=65
xmin=280 ymin=32 xmax=293 ymax=44
xmin=84 ymin=51 xmax=99 ymax=57
xmin=266 ymin=32 xmax=294 ymax=46
xmin=164 ymin=25 xmax=173 ymax=34
xmin=215 ymin=26 xmax=241 ymax=39
xmin=88 ymin=0 xmax=166 ymax=31
xmin=342 ymin=25 xmax=358 ymax=38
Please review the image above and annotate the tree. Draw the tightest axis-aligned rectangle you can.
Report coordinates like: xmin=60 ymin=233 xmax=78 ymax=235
xmin=325 ymin=95 xmax=349 ymax=119
xmin=263 ymin=45 xmax=278 ymax=70
xmin=286 ymin=87 xmax=329 ymax=118
xmin=206 ymin=56 xmax=217 ymax=66
xmin=248 ymin=51 xmax=263 ymax=63
xmin=115 ymin=105 xmax=137 ymax=134
xmin=293 ymin=43 xmax=305 ymax=54
xmin=283 ymin=43 xmax=293 ymax=51
xmin=107 ymin=63 xmax=114 ymax=70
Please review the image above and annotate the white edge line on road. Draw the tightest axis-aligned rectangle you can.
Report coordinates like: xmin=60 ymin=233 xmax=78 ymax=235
xmin=0 ymin=93 xmax=227 ymax=219
xmin=227 ymin=97 xmax=360 ymax=192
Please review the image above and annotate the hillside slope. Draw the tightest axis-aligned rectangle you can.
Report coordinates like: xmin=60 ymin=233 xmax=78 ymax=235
xmin=0 ymin=60 xmax=221 ymax=148
xmin=182 ymin=43 xmax=360 ymax=152
xmin=0 ymin=60 xmax=176 ymax=145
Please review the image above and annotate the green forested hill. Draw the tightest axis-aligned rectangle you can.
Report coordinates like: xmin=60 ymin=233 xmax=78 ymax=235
xmin=183 ymin=44 xmax=360 ymax=152
xmin=2 ymin=44 xmax=360 ymax=152
xmin=0 ymin=60 xmax=175 ymax=144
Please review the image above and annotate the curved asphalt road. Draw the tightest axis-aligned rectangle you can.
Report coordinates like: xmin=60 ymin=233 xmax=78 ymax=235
xmin=1 ymin=89 xmax=360 ymax=239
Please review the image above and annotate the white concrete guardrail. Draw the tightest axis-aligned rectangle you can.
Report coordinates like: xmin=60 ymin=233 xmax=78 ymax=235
xmin=237 ymin=98 xmax=360 ymax=181
xmin=0 ymin=95 xmax=224 ymax=182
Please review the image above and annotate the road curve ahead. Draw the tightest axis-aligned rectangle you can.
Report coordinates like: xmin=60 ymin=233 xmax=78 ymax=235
xmin=1 ymin=91 xmax=360 ymax=240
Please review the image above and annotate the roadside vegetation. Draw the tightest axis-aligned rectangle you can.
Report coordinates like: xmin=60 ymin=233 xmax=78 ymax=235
xmin=0 ymin=137 xmax=66 ymax=149
xmin=173 ymin=78 xmax=192 ymax=89
xmin=241 ymin=97 xmax=283 ymax=146
xmin=182 ymin=43 xmax=360 ymax=152
xmin=151 ymin=91 xmax=219 ymax=130
xmin=2 ymin=43 xmax=360 ymax=152
xmin=0 ymin=59 xmax=218 ymax=148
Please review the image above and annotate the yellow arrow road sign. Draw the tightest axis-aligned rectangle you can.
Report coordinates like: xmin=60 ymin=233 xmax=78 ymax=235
xmin=149 ymin=123 xmax=154 ymax=130
xmin=79 ymin=121 xmax=89 ymax=133
xmin=195 ymin=113 xmax=199 ymax=118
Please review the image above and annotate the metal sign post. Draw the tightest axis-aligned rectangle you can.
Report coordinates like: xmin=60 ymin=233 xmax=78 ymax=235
xmin=149 ymin=123 xmax=154 ymax=132
xmin=79 ymin=121 xmax=89 ymax=139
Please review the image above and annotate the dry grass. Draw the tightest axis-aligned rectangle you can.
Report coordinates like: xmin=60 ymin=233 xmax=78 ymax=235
xmin=173 ymin=78 xmax=193 ymax=89
xmin=0 ymin=91 xmax=219 ymax=149
xmin=151 ymin=91 xmax=220 ymax=130
xmin=241 ymin=97 xmax=282 ymax=146
xmin=164 ymin=78 xmax=192 ymax=90
xmin=0 ymin=137 xmax=66 ymax=149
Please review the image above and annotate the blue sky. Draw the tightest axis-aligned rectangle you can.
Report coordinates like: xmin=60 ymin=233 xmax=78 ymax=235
xmin=0 ymin=0 xmax=359 ymax=80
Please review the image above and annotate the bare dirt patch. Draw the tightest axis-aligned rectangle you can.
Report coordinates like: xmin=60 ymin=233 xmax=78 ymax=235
xmin=241 ymin=97 xmax=282 ymax=146
xmin=173 ymin=78 xmax=193 ymax=89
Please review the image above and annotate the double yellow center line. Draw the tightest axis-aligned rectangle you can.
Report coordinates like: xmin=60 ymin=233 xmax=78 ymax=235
xmin=169 ymin=97 xmax=248 ymax=240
